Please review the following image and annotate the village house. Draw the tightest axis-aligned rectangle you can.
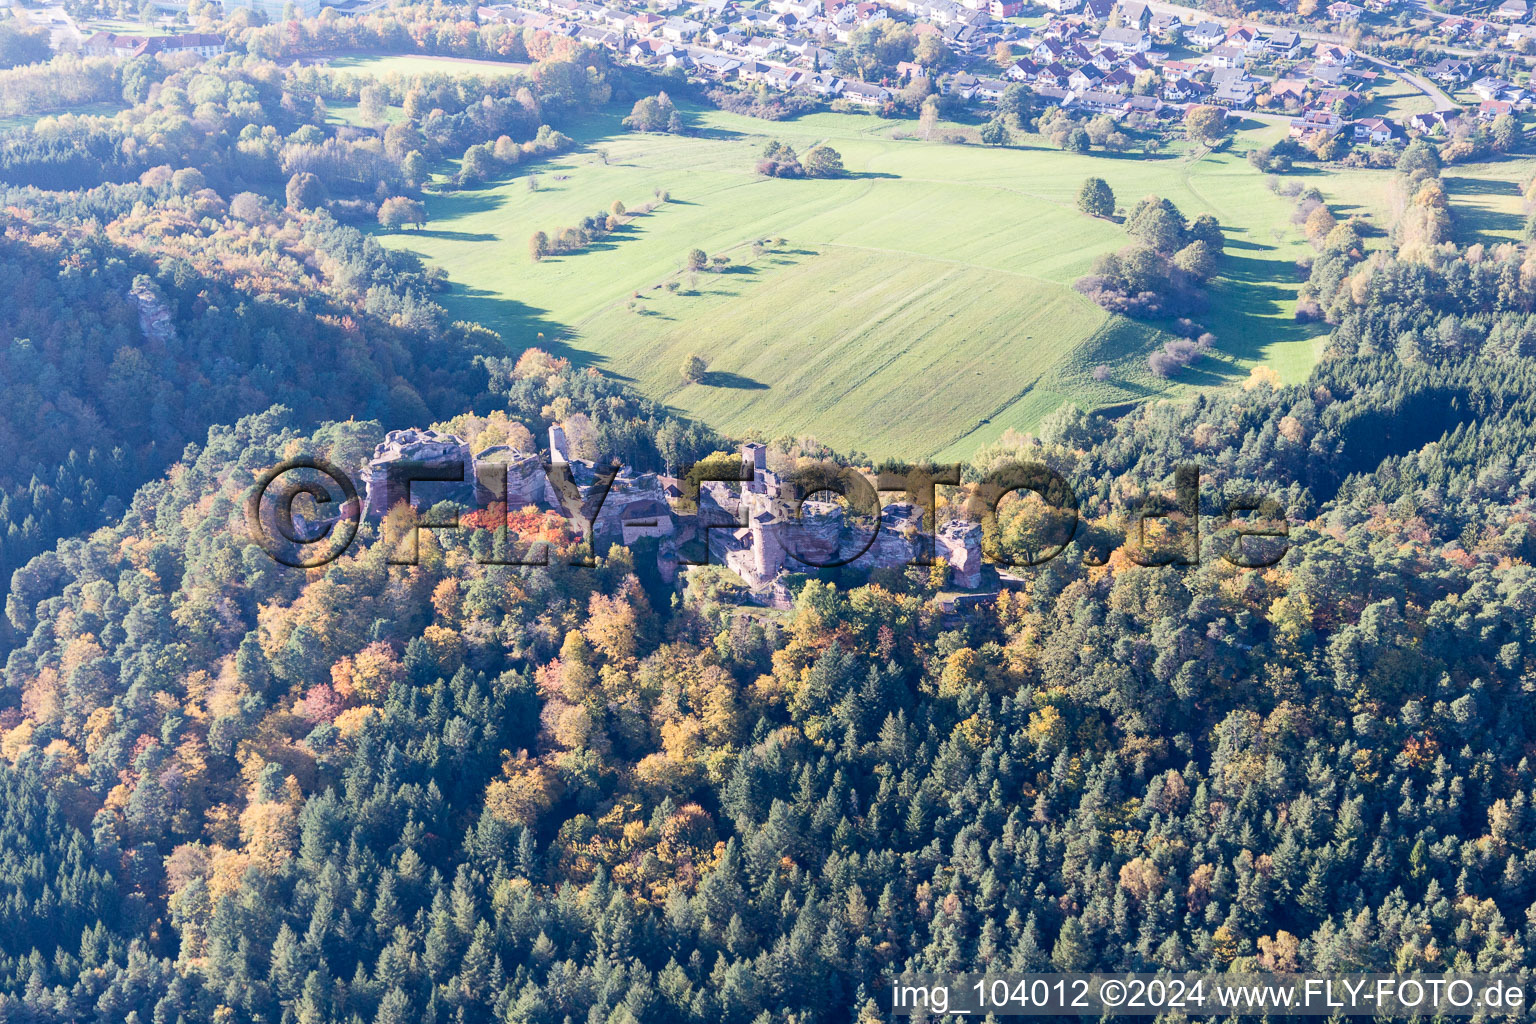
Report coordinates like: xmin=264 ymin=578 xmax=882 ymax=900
xmin=1316 ymin=87 xmax=1362 ymax=111
xmin=1479 ymin=98 xmax=1514 ymax=120
xmin=82 ymin=31 xmax=225 ymax=59
xmin=1507 ymin=23 xmax=1536 ymax=44
xmin=1269 ymin=78 xmax=1309 ymax=105
xmin=1495 ymin=0 xmax=1528 ymax=20
xmin=1262 ymin=29 xmax=1303 ymax=57
xmin=805 ymin=70 xmax=845 ymax=95
xmin=1213 ymin=77 xmax=1257 ymax=107
xmin=660 ymin=16 xmax=703 ymax=40
xmin=1148 ymin=11 xmax=1181 ymax=38
xmin=943 ymin=20 xmax=987 ymax=51
xmin=764 ymin=65 xmax=805 ymax=88
xmin=973 ymin=76 xmax=1010 ymax=100
xmin=1225 ymin=25 xmax=1262 ymax=53
xmin=1160 ymin=58 xmax=1202 ymax=79
xmin=1036 ymin=61 xmax=1071 ymax=87
xmin=1407 ymin=109 xmax=1458 ymax=134
xmin=1426 ymin=58 xmax=1473 ymax=84
xmin=1083 ymin=0 xmax=1114 ymax=21
xmin=1004 ymin=56 xmax=1038 ymax=79
xmin=1206 ymin=43 xmax=1247 ymax=68
xmin=1070 ymin=88 xmax=1128 ymax=111
xmin=1068 ymin=64 xmax=1104 ymax=90
xmin=1097 ymin=25 xmax=1150 ymax=52
xmin=1308 ymin=62 xmax=1371 ymax=88
xmin=947 ymin=71 xmax=983 ymax=97
xmin=1032 ymin=37 xmax=1066 ymax=60
xmin=1326 ymin=0 xmax=1362 ymax=19
xmin=1117 ymin=1 xmax=1150 ymax=27
xmin=628 ymin=38 xmax=671 ymax=62
xmin=575 ymin=25 xmax=622 ymax=48
xmin=1162 ymin=76 xmax=1210 ymax=101
xmin=1101 ymin=67 xmax=1136 ymax=92
xmin=1313 ymin=43 xmax=1354 ymax=65
xmin=1472 ymin=75 xmax=1514 ymax=101
xmin=1291 ymin=107 xmax=1345 ymax=135
xmin=839 ymin=80 xmax=890 ymax=104
xmin=1187 ymin=20 xmax=1226 ymax=47
xmin=1352 ymin=116 xmax=1400 ymax=144
xmin=737 ymin=59 xmax=775 ymax=82
xmin=692 ymin=50 xmax=743 ymax=77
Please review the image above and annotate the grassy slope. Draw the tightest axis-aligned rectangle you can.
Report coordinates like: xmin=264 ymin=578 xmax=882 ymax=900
xmin=326 ymin=54 xmax=531 ymax=78
xmin=374 ymin=106 xmax=1412 ymax=459
xmin=1305 ymin=151 xmax=1536 ymax=247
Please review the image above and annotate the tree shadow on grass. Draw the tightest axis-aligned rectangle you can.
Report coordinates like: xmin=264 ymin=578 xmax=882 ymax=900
xmin=427 ymin=192 xmax=506 ymax=216
xmin=1445 ymin=175 xmax=1520 ymax=197
xmin=685 ymin=125 xmax=753 ymax=141
xmin=1198 ymin=250 xmax=1319 ymax=372
xmin=444 ymin=287 xmax=592 ymax=366
xmin=1092 ymin=376 xmax=1162 ymax=400
xmin=1448 ymin=201 xmax=1523 ymax=241
xmin=701 ymin=370 xmax=769 ymax=389
xmin=412 ymin=229 xmax=499 ymax=241
xmin=1165 ymin=361 xmax=1238 ymax=388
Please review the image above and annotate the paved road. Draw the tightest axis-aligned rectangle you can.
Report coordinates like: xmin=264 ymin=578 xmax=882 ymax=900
xmin=1362 ymin=53 xmax=1461 ymax=109
xmin=1136 ymin=0 xmax=1465 ymax=114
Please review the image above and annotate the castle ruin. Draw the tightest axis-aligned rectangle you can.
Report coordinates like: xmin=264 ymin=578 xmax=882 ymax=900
xmin=359 ymin=428 xmax=987 ymax=601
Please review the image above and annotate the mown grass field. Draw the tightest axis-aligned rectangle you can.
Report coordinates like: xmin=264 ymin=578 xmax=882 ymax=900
xmin=1357 ymin=72 xmax=1437 ymax=121
xmin=374 ymin=106 xmax=1414 ymax=459
xmin=326 ymin=54 xmax=530 ymax=79
xmin=1305 ymin=150 xmax=1536 ymax=246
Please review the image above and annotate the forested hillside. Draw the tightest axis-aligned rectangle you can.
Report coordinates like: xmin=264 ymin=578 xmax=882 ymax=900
xmin=5 ymin=248 xmax=1536 ymax=1022
xmin=0 ymin=45 xmax=717 ymax=620
xmin=3 ymin=24 xmax=1536 ymax=1024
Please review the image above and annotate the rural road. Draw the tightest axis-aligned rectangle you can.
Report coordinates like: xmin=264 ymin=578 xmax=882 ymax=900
xmin=1362 ymin=54 xmax=1460 ymax=109
xmin=1135 ymin=0 xmax=1464 ymax=114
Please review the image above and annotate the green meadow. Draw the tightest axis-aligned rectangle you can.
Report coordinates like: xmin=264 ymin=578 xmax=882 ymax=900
xmin=373 ymin=106 xmax=1502 ymax=460
xmin=1307 ymin=151 xmax=1536 ymax=247
xmin=327 ymin=54 xmax=531 ymax=79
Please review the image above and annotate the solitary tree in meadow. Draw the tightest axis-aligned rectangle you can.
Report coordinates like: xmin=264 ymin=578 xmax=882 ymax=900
xmin=681 ymin=353 xmax=707 ymax=383
xmin=1184 ymin=104 xmax=1230 ymax=144
xmin=1077 ymin=177 xmax=1115 ymax=218
xmin=803 ymin=145 xmax=845 ymax=178
xmin=377 ymin=196 xmax=427 ymax=231
xmin=979 ymin=115 xmax=1010 ymax=146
